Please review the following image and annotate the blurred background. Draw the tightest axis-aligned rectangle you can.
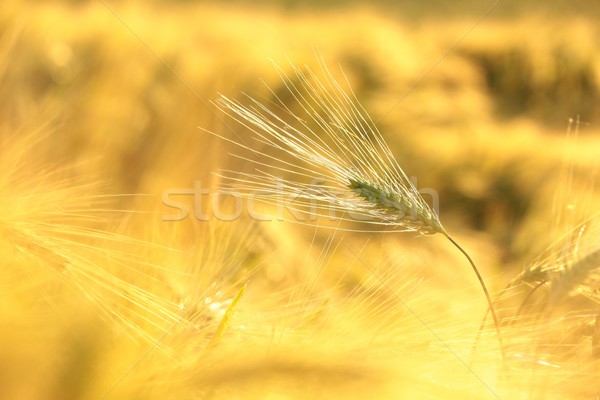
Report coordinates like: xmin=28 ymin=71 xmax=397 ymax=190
xmin=4 ymin=0 xmax=599 ymax=258
xmin=1 ymin=0 xmax=600 ymax=398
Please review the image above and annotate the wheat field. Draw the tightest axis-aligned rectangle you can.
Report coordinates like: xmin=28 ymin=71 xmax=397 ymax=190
xmin=2 ymin=1 xmax=600 ymax=399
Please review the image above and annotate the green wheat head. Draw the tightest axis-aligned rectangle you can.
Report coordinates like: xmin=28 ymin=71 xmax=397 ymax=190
xmin=348 ymin=178 xmax=444 ymax=235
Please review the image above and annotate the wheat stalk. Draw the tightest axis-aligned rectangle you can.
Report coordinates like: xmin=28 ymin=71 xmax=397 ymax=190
xmin=209 ymin=55 xmax=504 ymax=359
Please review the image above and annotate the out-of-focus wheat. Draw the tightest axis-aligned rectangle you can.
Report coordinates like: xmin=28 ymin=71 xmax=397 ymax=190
xmin=0 ymin=130 xmax=189 ymax=345
xmin=495 ymin=216 xmax=600 ymax=398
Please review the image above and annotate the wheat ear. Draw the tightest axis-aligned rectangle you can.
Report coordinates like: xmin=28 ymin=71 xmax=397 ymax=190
xmin=210 ymin=56 xmax=505 ymax=359
xmin=349 ymin=178 xmax=505 ymax=359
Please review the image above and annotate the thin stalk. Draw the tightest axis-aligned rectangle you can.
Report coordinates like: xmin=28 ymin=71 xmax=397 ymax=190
xmin=444 ymin=233 xmax=506 ymax=362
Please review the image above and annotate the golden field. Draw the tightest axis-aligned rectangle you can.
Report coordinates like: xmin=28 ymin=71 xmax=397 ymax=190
xmin=2 ymin=1 xmax=600 ymax=399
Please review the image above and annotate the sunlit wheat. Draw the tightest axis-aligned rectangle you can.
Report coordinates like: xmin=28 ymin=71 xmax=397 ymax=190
xmin=209 ymin=55 xmax=505 ymax=358
xmin=0 ymin=130 xmax=188 ymax=346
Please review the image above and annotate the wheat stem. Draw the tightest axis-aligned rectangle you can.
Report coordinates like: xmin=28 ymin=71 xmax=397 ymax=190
xmin=444 ymin=233 xmax=506 ymax=362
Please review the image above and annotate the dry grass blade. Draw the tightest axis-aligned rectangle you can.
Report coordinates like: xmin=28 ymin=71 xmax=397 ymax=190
xmin=209 ymin=55 xmax=505 ymax=360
